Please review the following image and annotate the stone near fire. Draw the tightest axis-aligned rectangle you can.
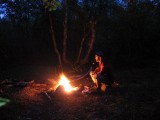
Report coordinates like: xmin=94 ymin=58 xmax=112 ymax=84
xmin=54 ymin=85 xmax=65 ymax=94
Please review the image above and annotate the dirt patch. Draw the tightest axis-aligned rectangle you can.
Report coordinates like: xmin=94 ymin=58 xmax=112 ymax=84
xmin=0 ymin=66 xmax=160 ymax=120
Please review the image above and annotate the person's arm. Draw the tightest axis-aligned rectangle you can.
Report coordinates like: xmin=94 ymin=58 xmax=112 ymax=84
xmin=93 ymin=67 xmax=100 ymax=74
xmin=96 ymin=62 xmax=104 ymax=74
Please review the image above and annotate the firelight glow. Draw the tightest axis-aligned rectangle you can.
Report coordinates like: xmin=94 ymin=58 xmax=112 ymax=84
xmin=58 ymin=74 xmax=77 ymax=92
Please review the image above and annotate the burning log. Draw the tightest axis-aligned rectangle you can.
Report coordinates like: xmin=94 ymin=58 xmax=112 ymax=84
xmin=50 ymin=73 xmax=108 ymax=96
xmin=51 ymin=73 xmax=85 ymax=96
xmin=53 ymin=74 xmax=79 ymax=93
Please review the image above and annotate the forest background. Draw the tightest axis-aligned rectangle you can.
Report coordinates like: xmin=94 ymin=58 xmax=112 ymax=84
xmin=0 ymin=0 xmax=160 ymax=80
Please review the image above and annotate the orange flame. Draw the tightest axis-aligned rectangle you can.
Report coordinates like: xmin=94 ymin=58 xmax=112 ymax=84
xmin=58 ymin=74 xmax=77 ymax=92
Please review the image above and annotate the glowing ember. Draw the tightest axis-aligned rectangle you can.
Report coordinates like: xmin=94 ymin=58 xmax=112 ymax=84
xmin=58 ymin=74 xmax=77 ymax=92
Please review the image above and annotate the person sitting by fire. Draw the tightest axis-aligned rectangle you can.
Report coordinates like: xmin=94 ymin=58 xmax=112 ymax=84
xmin=90 ymin=51 xmax=119 ymax=91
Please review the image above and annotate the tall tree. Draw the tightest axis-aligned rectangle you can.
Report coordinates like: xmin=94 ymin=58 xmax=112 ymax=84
xmin=62 ymin=0 xmax=70 ymax=64
xmin=43 ymin=0 xmax=63 ymax=69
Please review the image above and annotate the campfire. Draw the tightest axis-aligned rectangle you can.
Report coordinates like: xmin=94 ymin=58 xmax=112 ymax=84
xmin=56 ymin=74 xmax=78 ymax=92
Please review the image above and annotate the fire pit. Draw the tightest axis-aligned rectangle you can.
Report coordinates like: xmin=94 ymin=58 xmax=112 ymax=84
xmin=54 ymin=73 xmax=81 ymax=94
xmin=52 ymin=73 xmax=97 ymax=96
xmin=58 ymin=74 xmax=78 ymax=92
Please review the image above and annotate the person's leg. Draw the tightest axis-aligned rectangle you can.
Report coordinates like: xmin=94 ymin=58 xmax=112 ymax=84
xmin=96 ymin=74 xmax=105 ymax=90
xmin=90 ymin=71 xmax=98 ymax=87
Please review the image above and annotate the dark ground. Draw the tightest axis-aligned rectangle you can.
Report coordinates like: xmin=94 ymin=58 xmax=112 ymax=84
xmin=0 ymin=61 xmax=160 ymax=120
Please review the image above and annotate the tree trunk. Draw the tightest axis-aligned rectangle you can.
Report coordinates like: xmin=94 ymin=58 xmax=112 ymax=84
xmin=63 ymin=0 xmax=70 ymax=64
xmin=80 ymin=20 xmax=96 ymax=65
xmin=49 ymin=14 xmax=63 ymax=70
xmin=75 ymin=24 xmax=90 ymax=64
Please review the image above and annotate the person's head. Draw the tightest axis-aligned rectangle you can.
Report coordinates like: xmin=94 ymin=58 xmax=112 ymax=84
xmin=95 ymin=51 xmax=104 ymax=62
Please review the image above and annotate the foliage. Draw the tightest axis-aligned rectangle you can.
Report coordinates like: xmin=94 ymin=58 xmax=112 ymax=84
xmin=0 ymin=97 xmax=10 ymax=107
xmin=0 ymin=0 xmax=160 ymax=69
xmin=43 ymin=0 xmax=61 ymax=11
